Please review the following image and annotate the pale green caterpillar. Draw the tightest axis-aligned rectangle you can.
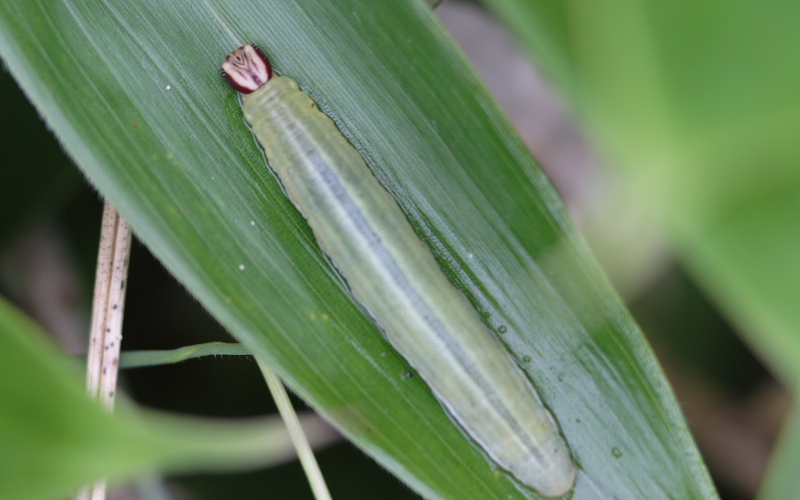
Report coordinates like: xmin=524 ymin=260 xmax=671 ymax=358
xmin=222 ymin=44 xmax=576 ymax=497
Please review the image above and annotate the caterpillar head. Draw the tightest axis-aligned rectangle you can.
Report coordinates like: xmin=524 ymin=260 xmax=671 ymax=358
xmin=222 ymin=44 xmax=272 ymax=94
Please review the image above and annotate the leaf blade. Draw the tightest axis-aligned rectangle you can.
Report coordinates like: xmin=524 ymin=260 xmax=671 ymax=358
xmin=0 ymin=0 xmax=716 ymax=498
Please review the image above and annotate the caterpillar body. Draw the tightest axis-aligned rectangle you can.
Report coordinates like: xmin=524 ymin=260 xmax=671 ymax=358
xmin=222 ymin=44 xmax=576 ymax=497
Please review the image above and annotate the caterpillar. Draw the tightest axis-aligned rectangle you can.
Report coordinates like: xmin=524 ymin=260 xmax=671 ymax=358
xmin=222 ymin=44 xmax=576 ymax=497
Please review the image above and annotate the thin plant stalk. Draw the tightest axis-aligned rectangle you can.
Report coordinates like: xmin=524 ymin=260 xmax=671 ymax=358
xmin=256 ymin=358 xmax=333 ymax=500
xmin=76 ymin=202 xmax=133 ymax=500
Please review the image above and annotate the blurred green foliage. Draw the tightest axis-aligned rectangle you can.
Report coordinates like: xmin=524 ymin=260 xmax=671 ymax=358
xmin=6 ymin=0 xmax=797 ymax=498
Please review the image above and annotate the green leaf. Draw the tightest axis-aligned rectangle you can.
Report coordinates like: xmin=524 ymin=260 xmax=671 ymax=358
xmin=759 ymin=407 xmax=800 ymax=500
xmin=118 ymin=342 xmax=250 ymax=369
xmin=0 ymin=0 xmax=716 ymax=498
xmin=0 ymin=294 xmax=334 ymax=500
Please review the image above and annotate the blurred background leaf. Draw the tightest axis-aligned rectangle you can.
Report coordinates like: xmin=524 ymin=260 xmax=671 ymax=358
xmin=0 ymin=293 xmax=337 ymax=500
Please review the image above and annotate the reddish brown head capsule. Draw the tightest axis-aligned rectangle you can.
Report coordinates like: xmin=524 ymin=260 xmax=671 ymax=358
xmin=221 ymin=44 xmax=272 ymax=94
